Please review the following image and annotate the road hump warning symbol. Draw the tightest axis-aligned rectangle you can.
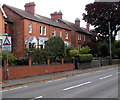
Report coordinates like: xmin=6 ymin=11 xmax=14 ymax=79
xmin=3 ymin=37 xmax=11 ymax=45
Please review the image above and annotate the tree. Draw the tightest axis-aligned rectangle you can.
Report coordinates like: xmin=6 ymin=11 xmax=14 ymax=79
xmin=83 ymin=2 xmax=120 ymax=42
xmin=99 ymin=42 xmax=109 ymax=57
xmin=45 ymin=36 xmax=65 ymax=58
xmin=113 ymin=40 xmax=120 ymax=58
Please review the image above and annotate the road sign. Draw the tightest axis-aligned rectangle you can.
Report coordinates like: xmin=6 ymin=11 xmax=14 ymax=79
xmin=2 ymin=36 xmax=11 ymax=51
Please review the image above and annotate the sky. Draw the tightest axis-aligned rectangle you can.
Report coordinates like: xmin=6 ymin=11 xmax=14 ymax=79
xmin=1 ymin=0 xmax=94 ymax=29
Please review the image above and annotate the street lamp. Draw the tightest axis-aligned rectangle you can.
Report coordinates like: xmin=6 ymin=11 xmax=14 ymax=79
xmin=108 ymin=22 xmax=112 ymax=65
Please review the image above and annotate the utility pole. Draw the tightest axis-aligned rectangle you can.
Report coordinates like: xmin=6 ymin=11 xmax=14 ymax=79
xmin=108 ymin=22 xmax=112 ymax=65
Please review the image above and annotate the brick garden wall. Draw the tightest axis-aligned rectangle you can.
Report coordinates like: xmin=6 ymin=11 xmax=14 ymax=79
xmin=1 ymin=60 xmax=74 ymax=80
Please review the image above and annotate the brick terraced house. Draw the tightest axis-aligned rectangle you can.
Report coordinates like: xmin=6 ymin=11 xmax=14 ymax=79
xmin=58 ymin=18 xmax=93 ymax=50
xmin=3 ymin=2 xmax=71 ymax=57
xmin=49 ymin=10 xmax=93 ymax=50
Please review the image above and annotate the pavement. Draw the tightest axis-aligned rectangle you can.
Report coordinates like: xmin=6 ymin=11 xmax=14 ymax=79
xmin=1 ymin=64 xmax=119 ymax=89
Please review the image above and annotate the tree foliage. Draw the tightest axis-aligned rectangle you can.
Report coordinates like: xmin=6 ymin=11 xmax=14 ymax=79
xmin=99 ymin=42 xmax=109 ymax=57
xmin=2 ymin=51 xmax=16 ymax=65
xmin=26 ymin=48 xmax=49 ymax=64
xmin=83 ymin=2 xmax=120 ymax=42
xmin=80 ymin=46 xmax=90 ymax=54
xmin=69 ymin=50 xmax=79 ymax=57
xmin=45 ymin=36 xmax=65 ymax=57
xmin=113 ymin=40 xmax=120 ymax=58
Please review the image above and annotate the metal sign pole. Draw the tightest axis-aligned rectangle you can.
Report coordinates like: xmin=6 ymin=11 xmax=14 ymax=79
xmin=6 ymin=52 xmax=9 ymax=80
xmin=108 ymin=22 xmax=112 ymax=65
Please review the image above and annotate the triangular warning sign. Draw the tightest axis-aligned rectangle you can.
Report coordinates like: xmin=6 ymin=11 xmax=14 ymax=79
xmin=3 ymin=37 xmax=10 ymax=45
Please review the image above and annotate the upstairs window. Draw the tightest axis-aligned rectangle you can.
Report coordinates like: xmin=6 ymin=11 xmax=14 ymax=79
xmin=60 ymin=31 xmax=62 ymax=37
xmin=84 ymin=35 xmax=86 ymax=41
xmin=43 ymin=26 xmax=46 ymax=36
xmin=78 ymin=34 xmax=81 ymax=40
xmin=29 ymin=23 xmax=32 ymax=33
xmin=78 ymin=44 xmax=81 ymax=50
xmin=40 ymin=26 xmax=43 ymax=35
xmin=52 ymin=29 xmax=56 ymax=36
xmin=4 ymin=22 xmax=7 ymax=33
xmin=65 ymin=32 xmax=68 ymax=39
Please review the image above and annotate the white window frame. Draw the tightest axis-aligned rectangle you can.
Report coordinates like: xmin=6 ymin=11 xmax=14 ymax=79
xmin=84 ymin=35 xmax=86 ymax=41
xmin=29 ymin=23 xmax=32 ymax=33
xmin=43 ymin=26 xmax=46 ymax=36
xmin=40 ymin=26 xmax=43 ymax=35
xmin=78 ymin=44 xmax=81 ymax=50
xmin=78 ymin=34 xmax=81 ymax=40
xmin=60 ymin=31 xmax=62 ymax=37
xmin=52 ymin=29 xmax=56 ymax=36
xmin=65 ymin=32 xmax=68 ymax=39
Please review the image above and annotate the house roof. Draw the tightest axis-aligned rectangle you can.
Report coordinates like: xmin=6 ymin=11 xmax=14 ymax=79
xmin=58 ymin=19 xmax=92 ymax=35
xmin=3 ymin=4 xmax=71 ymax=30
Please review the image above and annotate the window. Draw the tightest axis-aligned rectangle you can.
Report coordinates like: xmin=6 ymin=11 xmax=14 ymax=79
xmin=78 ymin=44 xmax=81 ymax=50
xmin=84 ymin=35 xmax=86 ymax=41
xmin=4 ymin=22 xmax=7 ymax=33
xmin=65 ymin=32 xmax=68 ymax=39
xmin=78 ymin=34 xmax=81 ymax=40
xmin=43 ymin=26 xmax=46 ymax=35
xmin=60 ymin=31 xmax=62 ymax=37
xmin=40 ymin=26 xmax=43 ymax=35
xmin=52 ymin=29 xmax=56 ymax=36
xmin=29 ymin=43 xmax=35 ymax=48
xmin=29 ymin=23 xmax=32 ymax=33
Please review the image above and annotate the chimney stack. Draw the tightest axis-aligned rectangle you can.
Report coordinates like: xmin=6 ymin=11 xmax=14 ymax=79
xmin=75 ymin=18 xmax=80 ymax=26
xmin=24 ymin=2 xmax=36 ymax=14
xmin=86 ymin=23 xmax=90 ymax=31
xmin=50 ymin=10 xmax=63 ymax=21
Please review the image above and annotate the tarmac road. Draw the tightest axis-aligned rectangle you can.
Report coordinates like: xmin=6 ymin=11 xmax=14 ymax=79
xmin=2 ymin=66 xmax=119 ymax=99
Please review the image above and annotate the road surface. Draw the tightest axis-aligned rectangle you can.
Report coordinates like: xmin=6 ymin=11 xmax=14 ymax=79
xmin=2 ymin=66 xmax=120 ymax=99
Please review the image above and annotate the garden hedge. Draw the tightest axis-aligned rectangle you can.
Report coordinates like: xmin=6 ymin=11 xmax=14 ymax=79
xmin=76 ymin=54 xmax=93 ymax=62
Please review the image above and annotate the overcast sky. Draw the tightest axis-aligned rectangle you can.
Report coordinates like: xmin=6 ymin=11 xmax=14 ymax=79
xmin=1 ymin=0 xmax=94 ymax=29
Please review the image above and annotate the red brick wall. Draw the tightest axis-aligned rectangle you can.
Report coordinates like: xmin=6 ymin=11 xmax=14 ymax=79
xmin=2 ymin=64 xmax=74 ymax=80
xmin=3 ymin=5 xmax=25 ymax=57
xmin=0 ymin=10 xmax=4 ymax=34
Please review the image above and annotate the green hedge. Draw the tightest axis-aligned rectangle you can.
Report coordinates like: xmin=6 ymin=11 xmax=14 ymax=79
xmin=76 ymin=54 xmax=93 ymax=62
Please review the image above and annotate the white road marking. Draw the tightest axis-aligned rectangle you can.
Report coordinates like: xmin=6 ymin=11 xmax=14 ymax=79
xmin=46 ymin=78 xmax=66 ymax=83
xmin=99 ymin=75 xmax=113 ymax=80
xmin=116 ymin=72 xmax=120 ymax=74
xmin=34 ymin=96 xmax=43 ymax=99
xmin=0 ymin=85 xmax=28 ymax=92
xmin=63 ymin=81 xmax=92 ymax=91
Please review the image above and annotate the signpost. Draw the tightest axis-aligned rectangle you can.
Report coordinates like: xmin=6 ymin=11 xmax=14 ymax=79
xmin=2 ymin=36 xmax=11 ymax=80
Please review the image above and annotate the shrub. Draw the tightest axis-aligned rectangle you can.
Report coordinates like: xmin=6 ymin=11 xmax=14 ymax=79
xmin=80 ymin=46 xmax=90 ymax=54
xmin=69 ymin=49 xmax=79 ymax=57
xmin=26 ymin=48 xmax=49 ymax=64
xmin=15 ymin=57 xmax=29 ymax=65
xmin=65 ymin=46 xmax=76 ymax=57
xmin=113 ymin=40 xmax=120 ymax=58
xmin=45 ymin=36 xmax=65 ymax=57
xmin=76 ymin=54 xmax=93 ymax=62
xmin=2 ymin=51 xmax=16 ymax=66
